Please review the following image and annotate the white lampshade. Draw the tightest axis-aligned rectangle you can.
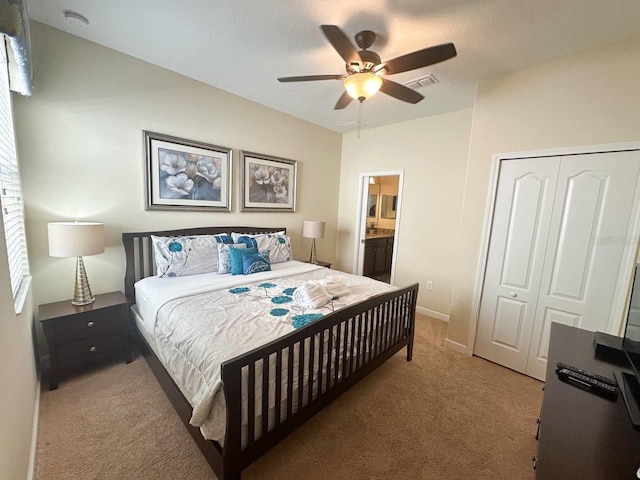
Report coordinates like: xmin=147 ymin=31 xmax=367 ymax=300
xmin=48 ymin=222 xmax=105 ymax=258
xmin=303 ymin=220 xmax=326 ymax=239
xmin=343 ymin=72 xmax=383 ymax=102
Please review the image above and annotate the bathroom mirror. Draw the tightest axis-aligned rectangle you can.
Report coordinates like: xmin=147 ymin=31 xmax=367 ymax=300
xmin=381 ymin=194 xmax=397 ymax=219
xmin=367 ymin=194 xmax=377 ymax=218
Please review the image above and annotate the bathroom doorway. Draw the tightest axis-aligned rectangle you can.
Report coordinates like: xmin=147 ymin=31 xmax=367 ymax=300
xmin=354 ymin=171 xmax=404 ymax=284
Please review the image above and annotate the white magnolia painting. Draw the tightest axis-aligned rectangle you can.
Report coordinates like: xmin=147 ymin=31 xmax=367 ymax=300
xmin=240 ymin=151 xmax=297 ymax=212
xmin=144 ymin=131 xmax=232 ymax=211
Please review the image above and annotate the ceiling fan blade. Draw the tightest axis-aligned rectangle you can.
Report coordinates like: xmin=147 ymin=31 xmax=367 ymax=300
xmin=334 ymin=90 xmax=353 ymax=110
xmin=380 ymin=43 xmax=457 ymax=75
xmin=278 ymin=74 xmax=346 ymax=82
xmin=380 ymin=78 xmax=424 ymax=104
xmin=320 ymin=25 xmax=361 ymax=66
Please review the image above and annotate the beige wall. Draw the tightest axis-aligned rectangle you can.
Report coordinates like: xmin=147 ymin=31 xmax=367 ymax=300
xmin=448 ymin=38 xmax=640 ymax=349
xmin=337 ymin=108 xmax=473 ymax=316
xmin=15 ymin=23 xmax=343 ymax=306
xmin=0 ymin=218 xmax=37 ymax=479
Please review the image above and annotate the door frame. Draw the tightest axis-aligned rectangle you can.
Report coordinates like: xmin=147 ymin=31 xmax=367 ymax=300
xmin=353 ymin=170 xmax=405 ymax=284
xmin=468 ymin=141 xmax=640 ymax=356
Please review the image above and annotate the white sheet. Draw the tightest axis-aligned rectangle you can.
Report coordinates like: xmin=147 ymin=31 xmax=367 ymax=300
xmin=134 ymin=261 xmax=395 ymax=444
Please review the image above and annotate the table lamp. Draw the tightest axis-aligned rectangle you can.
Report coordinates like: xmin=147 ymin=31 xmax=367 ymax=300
xmin=302 ymin=220 xmax=325 ymax=265
xmin=48 ymin=221 xmax=104 ymax=305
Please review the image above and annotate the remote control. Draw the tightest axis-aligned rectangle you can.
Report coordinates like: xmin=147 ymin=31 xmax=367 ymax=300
xmin=555 ymin=362 xmax=617 ymax=386
xmin=556 ymin=368 xmax=618 ymax=400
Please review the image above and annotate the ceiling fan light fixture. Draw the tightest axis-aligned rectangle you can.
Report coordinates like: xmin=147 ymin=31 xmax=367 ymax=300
xmin=343 ymin=72 xmax=382 ymax=103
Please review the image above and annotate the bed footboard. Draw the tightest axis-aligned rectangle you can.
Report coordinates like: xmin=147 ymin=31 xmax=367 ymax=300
xmin=220 ymin=283 xmax=418 ymax=479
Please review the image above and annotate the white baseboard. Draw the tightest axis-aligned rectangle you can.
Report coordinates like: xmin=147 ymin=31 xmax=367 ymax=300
xmin=416 ymin=306 xmax=449 ymax=322
xmin=444 ymin=338 xmax=469 ymax=355
xmin=27 ymin=377 xmax=41 ymax=480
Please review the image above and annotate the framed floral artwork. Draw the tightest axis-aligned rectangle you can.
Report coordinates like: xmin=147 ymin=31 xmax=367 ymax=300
xmin=239 ymin=151 xmax=297 ymax=212
xmin=144 ymin=131 xmax=232 ymax=211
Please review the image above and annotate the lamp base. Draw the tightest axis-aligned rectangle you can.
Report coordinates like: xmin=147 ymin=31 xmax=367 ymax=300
xmin=309 ymin=239 xmax=318 ymax=265
xmin=72 ymin=256 xmax=95 ymax=306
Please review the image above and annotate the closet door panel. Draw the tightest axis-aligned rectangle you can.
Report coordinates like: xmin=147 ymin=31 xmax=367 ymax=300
xmin=474 ymin=158 xmax=560 ymax=372
xmin=526 ymin=151 xmax=640 ymax=380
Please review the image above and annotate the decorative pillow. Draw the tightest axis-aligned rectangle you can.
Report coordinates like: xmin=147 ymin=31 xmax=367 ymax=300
xmin=151 ymin=234 xmax=225 ymax=278
xmin=242 ymin=251 xmax=272 ymax=275
xmin=213 ymin=234 xmax=233 ymax=244
xmin=232 ymin=233 xmax=292 ymax=264
xmin=217 ymin=243 xmax=247 ymax=274
xmin=230 ymin=246 xmax=258 ymax=275
xmin=231 ymin=231 xmax=285 ymax=242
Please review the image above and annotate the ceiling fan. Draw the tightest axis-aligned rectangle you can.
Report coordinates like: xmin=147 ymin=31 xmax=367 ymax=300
xmin=278 ymin=25 xmax=457 ymax=110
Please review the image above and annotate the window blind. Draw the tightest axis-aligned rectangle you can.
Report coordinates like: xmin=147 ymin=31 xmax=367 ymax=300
xmin=0 ymin=39 xmax=29 ymax=299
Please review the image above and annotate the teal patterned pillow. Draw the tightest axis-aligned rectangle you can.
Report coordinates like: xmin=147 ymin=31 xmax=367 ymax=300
xmin=231 ymin=233 xmax=292 ymax=264
xmin=217 ymin=243 xmax=247 ymax=274
xmin=242 ymin=251 xmax=272 ymax=275
xmin=230 ymin=246 xmax=258 ymax=275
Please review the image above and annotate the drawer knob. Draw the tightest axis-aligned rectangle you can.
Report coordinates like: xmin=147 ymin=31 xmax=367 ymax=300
xmin=89 ymin=346 xmax=96 ymax=352
xmin=87 ymin=321 xmax=95 ymax=327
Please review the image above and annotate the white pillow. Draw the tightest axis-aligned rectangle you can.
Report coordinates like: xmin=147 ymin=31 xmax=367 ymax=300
xmin=230 ymin=231 xmax=285 ymax=241
xmin=231 ymin=232 xmax=292 ymax=264
xmin=152 ymin=234 xmax=229 ymax=277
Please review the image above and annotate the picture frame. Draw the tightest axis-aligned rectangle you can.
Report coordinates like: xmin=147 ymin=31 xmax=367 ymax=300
xmin=239 ymin=150 xmax=297 ymax=212
xmin=144 ymin=131 xmax=232 ymax=212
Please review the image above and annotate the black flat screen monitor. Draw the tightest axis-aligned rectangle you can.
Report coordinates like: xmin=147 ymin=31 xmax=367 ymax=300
xmin=617 ymin=264 xmax=640 ymax=428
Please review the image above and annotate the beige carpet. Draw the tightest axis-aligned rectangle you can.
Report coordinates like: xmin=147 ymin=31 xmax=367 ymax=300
xmin=35 ymin=315 xmax=542 ymax=480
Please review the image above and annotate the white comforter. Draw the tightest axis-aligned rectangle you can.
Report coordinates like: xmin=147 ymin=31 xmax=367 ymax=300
xmin=135 ymin=261 xmax=394 ymax=444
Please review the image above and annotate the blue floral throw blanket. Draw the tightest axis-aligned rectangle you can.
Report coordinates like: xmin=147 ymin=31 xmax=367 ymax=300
xmin=148 ymin=262 xmax=394 ymax=444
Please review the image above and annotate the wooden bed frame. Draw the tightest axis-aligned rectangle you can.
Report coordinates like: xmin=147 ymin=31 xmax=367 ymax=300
xmin=122 ymin=226 xmax=418 ymax=480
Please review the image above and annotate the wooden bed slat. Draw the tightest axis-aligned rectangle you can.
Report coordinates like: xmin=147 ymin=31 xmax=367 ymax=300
xmin=247 ymin=363 xmax=255 ymax=446
xmin=318 ymin=329 xmax=325 ymax=396
xmin=341 ymin=319 xmax=349 ymax=381
xmin=384 ymin=302 xmax=392 ymax=350
xmin=262 ymin=355 xmax=269 ymax=437
xmin=327 ymin=327 xmax=334 ymax=391
xmin=275 ymin=349 xmax=282 ymax=426
xmin=334 ymin=322 xmax=341 ymax=385
xmin=355 ymin=314 xmax=363 ymax=371
xmin=308 ymin=333 xmax=316 ymax=403
xmin=362 ymin=311 xmax=370 ymax=367
xmin=146 ymin=237 xmax=154 ymax=277
xmin=286 ymin=345 xmax=294 ymax=420
xmin=348 ymin=316 xmax=357 ymax=377
xmin=297 ymin=338 xmax=305 ymax=412
xmin=376 ymin=305 xmax=382 ymax=354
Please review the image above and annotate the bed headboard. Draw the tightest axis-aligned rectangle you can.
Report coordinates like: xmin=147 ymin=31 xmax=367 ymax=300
xmin=122 ymin=226 xmax=287 ymax=304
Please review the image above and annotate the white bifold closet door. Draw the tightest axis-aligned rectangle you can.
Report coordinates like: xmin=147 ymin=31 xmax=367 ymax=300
xmin=475 ymin=151 xmax=640 ymax=381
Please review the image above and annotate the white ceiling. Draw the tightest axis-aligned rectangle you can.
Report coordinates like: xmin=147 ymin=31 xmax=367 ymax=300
xmin=25 ymin=0 xmax=640 ymax=133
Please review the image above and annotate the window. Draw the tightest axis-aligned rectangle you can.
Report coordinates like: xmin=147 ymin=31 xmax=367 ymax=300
xmin=0 ymin=39 xmax=29 ymax=310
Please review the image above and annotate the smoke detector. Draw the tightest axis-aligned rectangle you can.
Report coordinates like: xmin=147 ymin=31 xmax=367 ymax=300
xmin=63 ymin=10 xmax=90 ymax=28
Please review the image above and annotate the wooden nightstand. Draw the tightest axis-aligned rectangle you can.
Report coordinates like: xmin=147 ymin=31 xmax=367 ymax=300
xmin=306 ymin=260 xmax=332 ymax=268
xmin=39 ymin=291 xmax=131 ymax=390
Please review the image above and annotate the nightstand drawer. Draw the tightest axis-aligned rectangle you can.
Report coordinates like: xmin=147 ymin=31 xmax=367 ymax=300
xmin=57 ymin=332 xmax=124 ymax=374
xmin=53 ymin=307 xmax=125 ymax=343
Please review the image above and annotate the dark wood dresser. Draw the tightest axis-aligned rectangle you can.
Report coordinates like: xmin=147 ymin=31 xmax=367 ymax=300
xmin=536 ymin=323 xmax=640 ymax=479
xmin=39 ymin=291 xmax=131 ymax=390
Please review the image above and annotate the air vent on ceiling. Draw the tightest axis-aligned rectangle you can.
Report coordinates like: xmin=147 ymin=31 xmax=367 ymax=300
xmin=404 ymin=74 xmax=439 ymax=90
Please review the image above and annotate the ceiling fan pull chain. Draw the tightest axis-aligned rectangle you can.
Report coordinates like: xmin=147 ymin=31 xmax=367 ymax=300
xmin=357 ymin=101 xmax=362 ymax=140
